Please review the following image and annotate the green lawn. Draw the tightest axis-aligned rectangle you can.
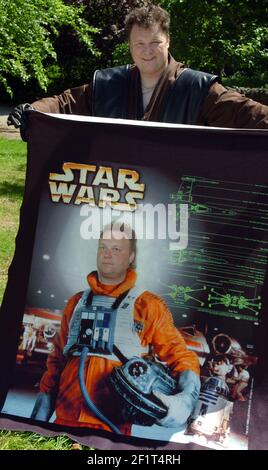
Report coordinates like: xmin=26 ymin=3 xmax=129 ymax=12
xmin=0 ymin=430 xmax=81 ymax=450
xmin=0 ymin=137 xmax=85 ymax=450
xmin=0 ymin=138 xmax=26 ymax=303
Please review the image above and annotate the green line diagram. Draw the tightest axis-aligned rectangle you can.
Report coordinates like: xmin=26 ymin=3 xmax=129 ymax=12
xmin=163 ymin=176 xmax=268 ymax=323
xmin=208 ymin=290 xmax=261 ymax=314
xmin=160 ymin=282 xmax=207 ymax=307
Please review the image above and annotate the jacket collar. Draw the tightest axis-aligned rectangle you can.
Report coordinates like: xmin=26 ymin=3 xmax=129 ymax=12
xmin=87 ymin=268 xmax=137 ymax=297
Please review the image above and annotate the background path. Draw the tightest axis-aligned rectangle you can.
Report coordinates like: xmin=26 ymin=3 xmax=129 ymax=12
xmin=0 ymin=106 xmax=20 ymax=139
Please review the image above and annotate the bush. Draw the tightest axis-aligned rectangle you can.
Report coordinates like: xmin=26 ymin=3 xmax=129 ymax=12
xmin=0 ymin=0 xmax=98 ymax=98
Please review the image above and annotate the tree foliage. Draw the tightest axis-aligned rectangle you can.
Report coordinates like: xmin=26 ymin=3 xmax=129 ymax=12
xmin=0 ymin=0 xmax=98 ymax=96
xmin=55 ymin=0 xmax=150 ymax=87
xmin=77 ymin=0 xmax=267 ymax=82
xmin=1 ymin=0 xmax=267 ymax=99
xmin=159 ymin=0 xmax=268 ymax=79
xmin=71 ymin=0 xmax=150 ymax=65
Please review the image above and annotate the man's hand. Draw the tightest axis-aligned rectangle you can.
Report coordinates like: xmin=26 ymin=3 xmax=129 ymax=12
xmin=154 ymin=390 xmax=194 ymax=428
xmin=30 ymin=391 xmax=55 ymax=422
xmin=154 ymin=370 xmax=200 ymax=429
xmin=7 ymin=103 xmax=34 ymax=128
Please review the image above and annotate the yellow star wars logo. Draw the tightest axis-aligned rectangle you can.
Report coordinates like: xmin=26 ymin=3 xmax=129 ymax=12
xmin=49 ymin=163 xmax=145 ymax=211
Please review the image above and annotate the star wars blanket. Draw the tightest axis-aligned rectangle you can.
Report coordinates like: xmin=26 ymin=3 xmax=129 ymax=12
xmin=0 ymin=112 xmax=268 ymax=450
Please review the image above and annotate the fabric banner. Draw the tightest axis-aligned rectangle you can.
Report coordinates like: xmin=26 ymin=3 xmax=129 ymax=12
xmin=0 ymin=112 xmax=268 ymax=450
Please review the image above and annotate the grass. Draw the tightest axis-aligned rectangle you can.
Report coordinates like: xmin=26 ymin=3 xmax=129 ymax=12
xmin=0 ymin=138 xmax=26 ymax=303
xmin=0 ymin=137 xmax=86 ymax=450
xmin=0 ymin=431 xmax=83 ymax=450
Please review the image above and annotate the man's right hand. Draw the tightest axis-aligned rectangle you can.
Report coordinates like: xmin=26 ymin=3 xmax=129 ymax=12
xmin=7 ymin=103 xmax=35 ymax=141
xmin=7 ymin=103 xmax=34 ymax=128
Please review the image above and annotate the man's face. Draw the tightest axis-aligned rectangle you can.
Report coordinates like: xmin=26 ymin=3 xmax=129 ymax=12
xmin=129 ymin=22 xmax=170 ymax=79
xmin=97 ymin=232 xmax=135 ymax=284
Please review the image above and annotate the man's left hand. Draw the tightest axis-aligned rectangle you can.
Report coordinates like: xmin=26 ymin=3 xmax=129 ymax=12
xmin=154 ymin=390 xmax=194 ymax=428
xmin=154 ymin=369 xmax=201 ymax=428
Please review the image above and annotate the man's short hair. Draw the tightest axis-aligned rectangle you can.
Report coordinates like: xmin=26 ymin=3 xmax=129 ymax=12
xmin=100 ymin=222 xmax=137 ymax=269
xmin=125 ymin=4 xmax=170 ymax=39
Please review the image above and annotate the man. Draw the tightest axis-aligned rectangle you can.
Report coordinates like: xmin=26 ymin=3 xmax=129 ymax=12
xmin=7 ymin=4 xmax=268 ymax=133
xmin=230 ymin=364 xmax=250 ymax=402
xmin=31 ymin=222 xmax=200 ymax=435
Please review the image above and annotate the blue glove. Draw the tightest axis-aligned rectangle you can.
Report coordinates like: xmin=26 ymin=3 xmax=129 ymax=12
xmin=30 ymin=392 xmax=55 ymax=422
xmin=154 ymin=370 xmax=200 ymax=429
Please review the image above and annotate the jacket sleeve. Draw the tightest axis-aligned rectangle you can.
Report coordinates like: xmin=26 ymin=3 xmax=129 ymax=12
xmin=198 ymin=82 xmax=268 ymax=129
xmin=39 ymin=292 xmax=82 ymax=394
xmin=31 ymin=84 xmax=92 ymax=115
xmin=135 ymin=292 xmax=200 ymax=377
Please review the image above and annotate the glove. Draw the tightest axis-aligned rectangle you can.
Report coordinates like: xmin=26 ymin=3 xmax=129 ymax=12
xmin=7 ymin=103 xmax=35 ymax=141
xmin=30 ymin=391 xmax=56 ymax=422
xmin=7 ymin=103 xmax=34 ymax=128
xmin=154 ymin=370 xmax=200 ymax=429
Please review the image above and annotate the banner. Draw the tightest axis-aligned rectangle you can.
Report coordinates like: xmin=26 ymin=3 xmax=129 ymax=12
xmin=0 ymin=112 xmax=268 ymax=450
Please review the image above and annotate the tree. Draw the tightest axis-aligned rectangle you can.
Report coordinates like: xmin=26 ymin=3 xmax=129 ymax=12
xmin=54 ymin=0 xmax=150 ymax=87
xmin=0 ymin=0 xmax=98 ymax=97
xmin=160 ymin=0 xmax=268 ymax=80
